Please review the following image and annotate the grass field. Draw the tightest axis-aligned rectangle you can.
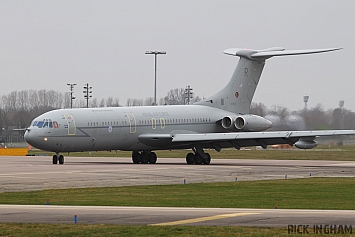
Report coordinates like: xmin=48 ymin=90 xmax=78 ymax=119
xmin=4 ymin=224 xmax=337 ymax=237
xmin=28 ymin=144 xmax=355 ymax=161
xmin=1 ymin=178 xmax=354 ymax=209
xmin=1 ymin=178 xmax=355 ymax=236
xmin=0 ymin=224 xmax=336 ymax=237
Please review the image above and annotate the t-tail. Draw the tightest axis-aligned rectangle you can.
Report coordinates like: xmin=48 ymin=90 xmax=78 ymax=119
xmin=196 ymin=47 xmax=341 ymax=114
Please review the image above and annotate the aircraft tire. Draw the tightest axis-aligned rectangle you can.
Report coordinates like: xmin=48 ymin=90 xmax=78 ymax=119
xmin=202 ymin=153 xmax=211 ymax=165
xmin=148 ymin=152 xmax=157 ymax=164
xmin=58 ymin=155 xmax=64 ymax=165
xmin=194 ymin=154 xmax=203 ymax=165
xmin=52 ymin=155 xmax=58 ymax=164
xmin=132 ymin=151 xmax=140 ymax=164
xmin=141 ymin=153 xmax=149 ymax=164
xmin=186 ymin=153 xmax=194 ymax=164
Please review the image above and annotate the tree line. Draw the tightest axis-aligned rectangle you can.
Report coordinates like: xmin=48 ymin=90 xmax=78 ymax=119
xmin=0 ymin=88 xmax=201 ymax=132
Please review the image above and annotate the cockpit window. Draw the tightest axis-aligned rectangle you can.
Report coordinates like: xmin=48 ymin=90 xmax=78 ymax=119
xmin=37 ymin=121 xmax=44 ymax=128
xmin=32 ymin=120 xmax=59 ymax=128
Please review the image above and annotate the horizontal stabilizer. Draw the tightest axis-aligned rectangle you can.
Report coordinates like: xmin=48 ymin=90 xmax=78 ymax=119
xmin=223 ymin=47 xmax=342 ymax=60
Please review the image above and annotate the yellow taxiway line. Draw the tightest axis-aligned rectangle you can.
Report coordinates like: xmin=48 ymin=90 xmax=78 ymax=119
xmin=150 ymin=212 xmax=260 ymax=226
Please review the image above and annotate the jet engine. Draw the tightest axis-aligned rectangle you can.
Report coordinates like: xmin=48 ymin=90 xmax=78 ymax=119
xmin=221 ymin=116 xmax=236 ymax=130
xmin=234 ymin=114 xmax=272 ymax=132
xmin=221 ymin=114 xmax=272 ymax=132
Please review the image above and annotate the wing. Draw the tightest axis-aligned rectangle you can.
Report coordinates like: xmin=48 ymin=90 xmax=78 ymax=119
xmin=138 ymin=130 xmax=355 ymax=150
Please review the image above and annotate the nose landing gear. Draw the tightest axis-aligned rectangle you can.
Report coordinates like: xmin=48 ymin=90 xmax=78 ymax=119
xmin=53 ymin=153 xmax=64 ymax=164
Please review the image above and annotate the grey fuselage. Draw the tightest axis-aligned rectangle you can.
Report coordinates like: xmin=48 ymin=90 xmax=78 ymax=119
xmin=26 ymin=105 xmax=231 ymax=152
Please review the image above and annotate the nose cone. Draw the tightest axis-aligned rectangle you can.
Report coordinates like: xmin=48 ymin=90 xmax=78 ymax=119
xmin=24 ymin=129 xmax=38 ymax=147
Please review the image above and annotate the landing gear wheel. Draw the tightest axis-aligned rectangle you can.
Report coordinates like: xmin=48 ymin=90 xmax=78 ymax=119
xmin=52 ymin=155 xmax=58 ymax=164
xmin=148 ymin=152 xmax=157 ymax=164
xmin=202 ymin=153 xmax=211 ymax=165
xmin=194 ymin=154 xmax=203 ymax=165
xmin=186 ymin=153 xmax=194 ymax=164
xmin=141 ymin=152 xmax=149 ymax=164
xmin=58 ymin=155 xmax=64 ymax=164
xmin=132 ymin=151 xmax=140 ymax=164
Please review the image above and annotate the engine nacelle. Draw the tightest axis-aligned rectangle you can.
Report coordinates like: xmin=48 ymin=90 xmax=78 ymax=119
xmin=295 ymin=140 xmax=318 ymax=149
xmin=221 ymin=116 xmax=236 ymax=130
xmin=234 ymin=114 xmax=272 ymax=132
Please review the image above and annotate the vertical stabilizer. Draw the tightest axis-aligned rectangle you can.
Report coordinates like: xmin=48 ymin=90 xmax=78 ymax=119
xmin=196 ymin=47 xmax=341 ymax=114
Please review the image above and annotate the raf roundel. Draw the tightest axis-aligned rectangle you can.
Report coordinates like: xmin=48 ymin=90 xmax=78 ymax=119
xmin=108 ymin=126 xmax=113 ymax=133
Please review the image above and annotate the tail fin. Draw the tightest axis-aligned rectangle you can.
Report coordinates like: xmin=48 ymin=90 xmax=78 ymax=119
xmin=196 ymin=47 xmax=341 ymax=114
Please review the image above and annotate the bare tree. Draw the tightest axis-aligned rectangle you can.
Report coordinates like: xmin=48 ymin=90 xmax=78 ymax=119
xmin=99 ymin=98 xmax=105 ymax=107
xmin=106 ymin=97 xmax=114 ymax=107
xmin=250 ymin=102 xmax=267 ymax=116
xmin=164 ymin=88 xmax=185 ymax=105
xmin=144 ymin=97 xmax=154 ymax=106
xmin=132 ymin=98 xmax=143 ymax=106
xmin=112 ymin=98 xmax=120 ymax=107
xmin=63 ymin=92 xmax=71 ymax=108
xmin=90 ymin=97 xmax=98 ymax=108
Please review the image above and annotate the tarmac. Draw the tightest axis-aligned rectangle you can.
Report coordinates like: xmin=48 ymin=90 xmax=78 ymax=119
xmin=0 ymin=156 xmax=354 ymax=227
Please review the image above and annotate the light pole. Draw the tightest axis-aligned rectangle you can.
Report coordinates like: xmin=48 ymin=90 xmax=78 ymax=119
xmin=145 ymin=51 xmax=166 ymax=105
xmin=185 ymin=85 xmax=193 ymax=105
xmin=67 ymin=83 xmax=76 ymax=109
xmin=83 ymin=83 xmax=93 ymax=108
xmin=339 ymin=100 xmax=344 ymax=129
xmin=303 ymin=95 xmax=309 ymax=110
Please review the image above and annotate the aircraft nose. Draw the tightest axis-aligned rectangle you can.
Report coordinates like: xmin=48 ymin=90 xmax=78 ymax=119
xmin=24 ymin=129 xmax=38 ymax=146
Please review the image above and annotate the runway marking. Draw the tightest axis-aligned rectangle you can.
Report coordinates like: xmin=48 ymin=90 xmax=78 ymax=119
xmin=150 ymin=212 xmax=260 ymax=226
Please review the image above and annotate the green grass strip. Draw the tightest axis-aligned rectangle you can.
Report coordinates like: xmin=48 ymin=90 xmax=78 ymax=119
xmin=0 ymin=224 xmax=339 ymax=237
xmin=0 ymin=178 xmax=354 ymax=210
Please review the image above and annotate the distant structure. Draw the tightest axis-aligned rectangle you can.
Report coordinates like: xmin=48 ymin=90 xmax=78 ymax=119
xmin=83 ymin=83 xmax=92 ymax=108
xmin=339 ymin=100 xmax=344 ymax=129
xmin=303 ymin=95 xmax=309 ymax=110
xmin=67 ymin=83 xmax=76 ymax=109
xmin=184 ymin=85 xmax=193 ymax=105
xmin=145 ymin=50 xmax=166 ymax=106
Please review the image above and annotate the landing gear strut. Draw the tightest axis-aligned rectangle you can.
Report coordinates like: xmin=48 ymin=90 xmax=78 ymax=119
xmin=53 ymin=153 xmax=64 ymax=165
xmin=132 ymin=151 xmax=157 ymax=164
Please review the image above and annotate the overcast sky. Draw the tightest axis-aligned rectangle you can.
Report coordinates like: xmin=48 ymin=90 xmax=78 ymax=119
xmin=1 ymin=0 xmax=354 ymax=111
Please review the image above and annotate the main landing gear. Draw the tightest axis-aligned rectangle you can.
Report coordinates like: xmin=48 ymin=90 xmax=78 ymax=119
xmin=131 ymin=149 xmax=211 ymax=165
xmin=132 ymin=151 xmax=157 ymax=164
xmin=185 ymin=152 xmax=211 ymax=165
xmin=53 ymin=153 xmax=64 ymax=165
